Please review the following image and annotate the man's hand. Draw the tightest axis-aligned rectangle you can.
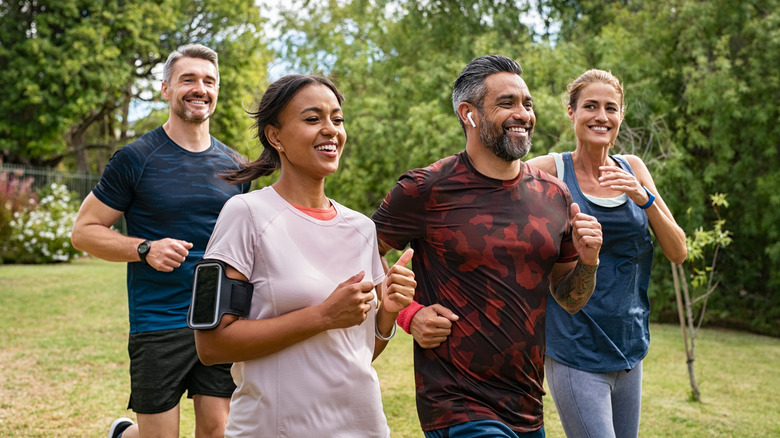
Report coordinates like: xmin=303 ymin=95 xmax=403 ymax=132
xmin=410 ymin=304 xmax=459 ymax=349
xmin=381 ymin=249 xmax=416 ymax=314
xmin=569 ymin=203 xmax=601 ymax=266
xmin=146 ymin=238 xmax=193 ymax=272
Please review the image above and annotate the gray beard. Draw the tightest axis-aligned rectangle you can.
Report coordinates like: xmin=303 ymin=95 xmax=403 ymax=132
xmin=479 ymin=121 xmax=531 ymax=162
xmin=172 ymin=100 xmax=212 ymax=124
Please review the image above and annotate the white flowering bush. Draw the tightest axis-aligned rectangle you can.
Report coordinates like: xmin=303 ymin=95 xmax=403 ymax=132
xmin=2 ymin=182 xmax=85 ymax=264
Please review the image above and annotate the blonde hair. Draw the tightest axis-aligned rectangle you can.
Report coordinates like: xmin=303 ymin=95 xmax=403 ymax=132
xmin=566 ymin=69 xmax=624 ymax=115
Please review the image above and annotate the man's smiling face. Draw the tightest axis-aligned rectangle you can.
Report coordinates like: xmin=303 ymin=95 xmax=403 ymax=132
xmin=477 ymin=72 xmax=535 ymax=162
xmin=162 ymin=57 xmax=220 ymax=124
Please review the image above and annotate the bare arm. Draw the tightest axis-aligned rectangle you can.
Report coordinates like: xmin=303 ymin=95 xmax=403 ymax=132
xmin=549 ymin=260 xmax=599 ymax=313
xmin=195 ymin=265 xmax=376 ymax=365
xmin=600 ymin=155 xmax=687 ymax=264
xmin=549 ymin=203 xmax=602 ymax=313
xmin=71 ymin=193 xmax=193 ymax=272
xmin=526 ymin=155 xmax=557 ymax=176
xmin=71 ymin=193 xmax=141 ymax=262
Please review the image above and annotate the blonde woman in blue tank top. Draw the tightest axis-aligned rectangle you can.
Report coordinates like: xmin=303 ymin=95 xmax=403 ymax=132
xmin=527 ymin=70 xmax=687 ymax=438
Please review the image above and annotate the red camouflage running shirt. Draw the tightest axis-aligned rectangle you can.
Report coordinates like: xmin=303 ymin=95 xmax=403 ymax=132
xmin=372 ymin=151 xmax=577 ymax=433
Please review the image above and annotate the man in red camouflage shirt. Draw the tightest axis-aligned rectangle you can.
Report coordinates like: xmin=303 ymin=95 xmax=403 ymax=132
xmin=371 ymin=55 xmax=602 ymax=437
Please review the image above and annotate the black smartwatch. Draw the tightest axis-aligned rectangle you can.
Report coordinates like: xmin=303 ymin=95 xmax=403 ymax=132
xmin=137 ymin=239 xmax=151 ymax=265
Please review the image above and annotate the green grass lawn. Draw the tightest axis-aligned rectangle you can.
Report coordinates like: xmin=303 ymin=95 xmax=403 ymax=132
xmin=1 ymin=257 xmax=779 ymax=437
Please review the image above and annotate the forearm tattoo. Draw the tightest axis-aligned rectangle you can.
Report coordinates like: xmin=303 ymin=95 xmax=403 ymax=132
xmin=552 ymin=261 xmax=598 ymax=312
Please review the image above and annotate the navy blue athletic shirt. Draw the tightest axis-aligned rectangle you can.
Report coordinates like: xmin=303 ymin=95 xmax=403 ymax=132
xmin=93 ymin=126 xmax=250 ymax=334
xmin=545 ymin=152 xmax=654 ymax=373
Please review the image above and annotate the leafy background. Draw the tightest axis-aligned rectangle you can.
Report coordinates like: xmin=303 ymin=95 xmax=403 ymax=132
xmin=1 ymin=0 xmax=779 ymax=335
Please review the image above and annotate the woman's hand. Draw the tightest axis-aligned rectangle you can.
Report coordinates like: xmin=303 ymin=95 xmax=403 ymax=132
xmin=319 ymin=271 xmax=376 ymax=329
xmin=599 ymin=165 xmax=650 ymax=206
xmin=380 ymin=249 xmax=416 ymax=314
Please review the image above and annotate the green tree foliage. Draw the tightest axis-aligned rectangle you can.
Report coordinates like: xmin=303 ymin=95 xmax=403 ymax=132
xmin=589 ymin=0 xmax=779 ymax=335
xmin=268 ymin=0 xmax=538 ymax=212
xmin=0 ymin=0 xmax=270 ymax=171
xmin=265 ymin=0 xmax=780 ymax=335
xmin=673 ymin=0 xmax=780 ymax=334
xmin=533 ymin=0 xmax=780 ymax=335
xmin=4 ymin=0 xmax=779 ymax=333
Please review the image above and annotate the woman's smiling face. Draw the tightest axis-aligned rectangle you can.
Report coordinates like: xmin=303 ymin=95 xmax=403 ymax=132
xmin=270 ymin=83 xmax=346 ymax=180
xmin=569 ymin=82 xmax=623 ymax=149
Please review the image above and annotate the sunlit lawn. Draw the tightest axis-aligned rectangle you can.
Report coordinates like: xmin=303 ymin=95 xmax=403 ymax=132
xmin=1 ymin=257 xmax=779 ymax=437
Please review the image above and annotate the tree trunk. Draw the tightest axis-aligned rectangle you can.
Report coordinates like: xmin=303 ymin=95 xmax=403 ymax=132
xmin=672 ymin=262 xmax=701 ymax=401
xmin=65 ymin=105 xmax=113 ymax=173
xmin=73 ymin=139 xmax=90 ymax=174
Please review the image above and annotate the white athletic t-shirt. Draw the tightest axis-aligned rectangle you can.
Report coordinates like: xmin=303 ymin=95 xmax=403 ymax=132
xmin=204 ymin=186 xmax=389 ymax=437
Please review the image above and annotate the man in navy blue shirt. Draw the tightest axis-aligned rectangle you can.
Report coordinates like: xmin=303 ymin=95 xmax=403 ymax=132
xmin=72 ymin=44 xmax=249 ymax=438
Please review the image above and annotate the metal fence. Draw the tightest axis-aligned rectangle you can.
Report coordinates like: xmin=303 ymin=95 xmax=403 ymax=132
xmin=0 ymin=163 xmax=101 ymax=201
xmin=1 ymin=164 xmax=130 ymax=234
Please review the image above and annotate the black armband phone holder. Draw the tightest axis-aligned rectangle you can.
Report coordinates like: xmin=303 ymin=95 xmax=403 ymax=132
xmin=187 ymin=259 xmax=253 ymax=330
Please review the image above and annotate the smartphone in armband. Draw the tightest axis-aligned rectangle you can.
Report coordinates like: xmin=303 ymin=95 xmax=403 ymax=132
xmin=187 ymin=259 xmax=253 ymax=330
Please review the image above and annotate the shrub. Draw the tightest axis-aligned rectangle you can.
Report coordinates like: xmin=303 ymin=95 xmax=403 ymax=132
xmin=0 ymin=169 xmax=38 ymax=249
xmin=1 ymin=181 xmax=84 ymax=264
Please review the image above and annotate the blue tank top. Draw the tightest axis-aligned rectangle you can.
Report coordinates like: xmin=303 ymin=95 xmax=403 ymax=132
xmin=545 ymin=152 xmax=654 ymax=372
xmin=93 ymin=126 xmax=250 ymax=334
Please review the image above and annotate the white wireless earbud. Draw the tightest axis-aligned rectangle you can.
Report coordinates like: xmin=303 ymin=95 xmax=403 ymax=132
xmin=467 ymin=112 xmax=476 ymax=128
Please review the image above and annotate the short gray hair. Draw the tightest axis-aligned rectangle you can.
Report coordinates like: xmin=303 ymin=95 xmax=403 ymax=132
xmin=162 ymin=44 xmax=219 ymax=85
xmin=451 ymin=55 xmax=524 ymax=115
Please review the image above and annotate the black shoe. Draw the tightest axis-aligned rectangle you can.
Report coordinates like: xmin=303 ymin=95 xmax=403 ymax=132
xmin=107 ymin=417 xmax=134 ymax=438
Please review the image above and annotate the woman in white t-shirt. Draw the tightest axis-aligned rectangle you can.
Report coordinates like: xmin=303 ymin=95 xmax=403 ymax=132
xmin=193 ymin=74 xmax=416 ymax=437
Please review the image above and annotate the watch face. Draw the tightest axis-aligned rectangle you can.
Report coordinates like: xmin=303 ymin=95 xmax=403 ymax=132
xmin=138 ymin=242 xmax=150 ymax=253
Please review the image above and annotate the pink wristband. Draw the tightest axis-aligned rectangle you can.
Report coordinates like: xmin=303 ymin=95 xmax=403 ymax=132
xmin=396 ymin=300 xmax=424 ymax=334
